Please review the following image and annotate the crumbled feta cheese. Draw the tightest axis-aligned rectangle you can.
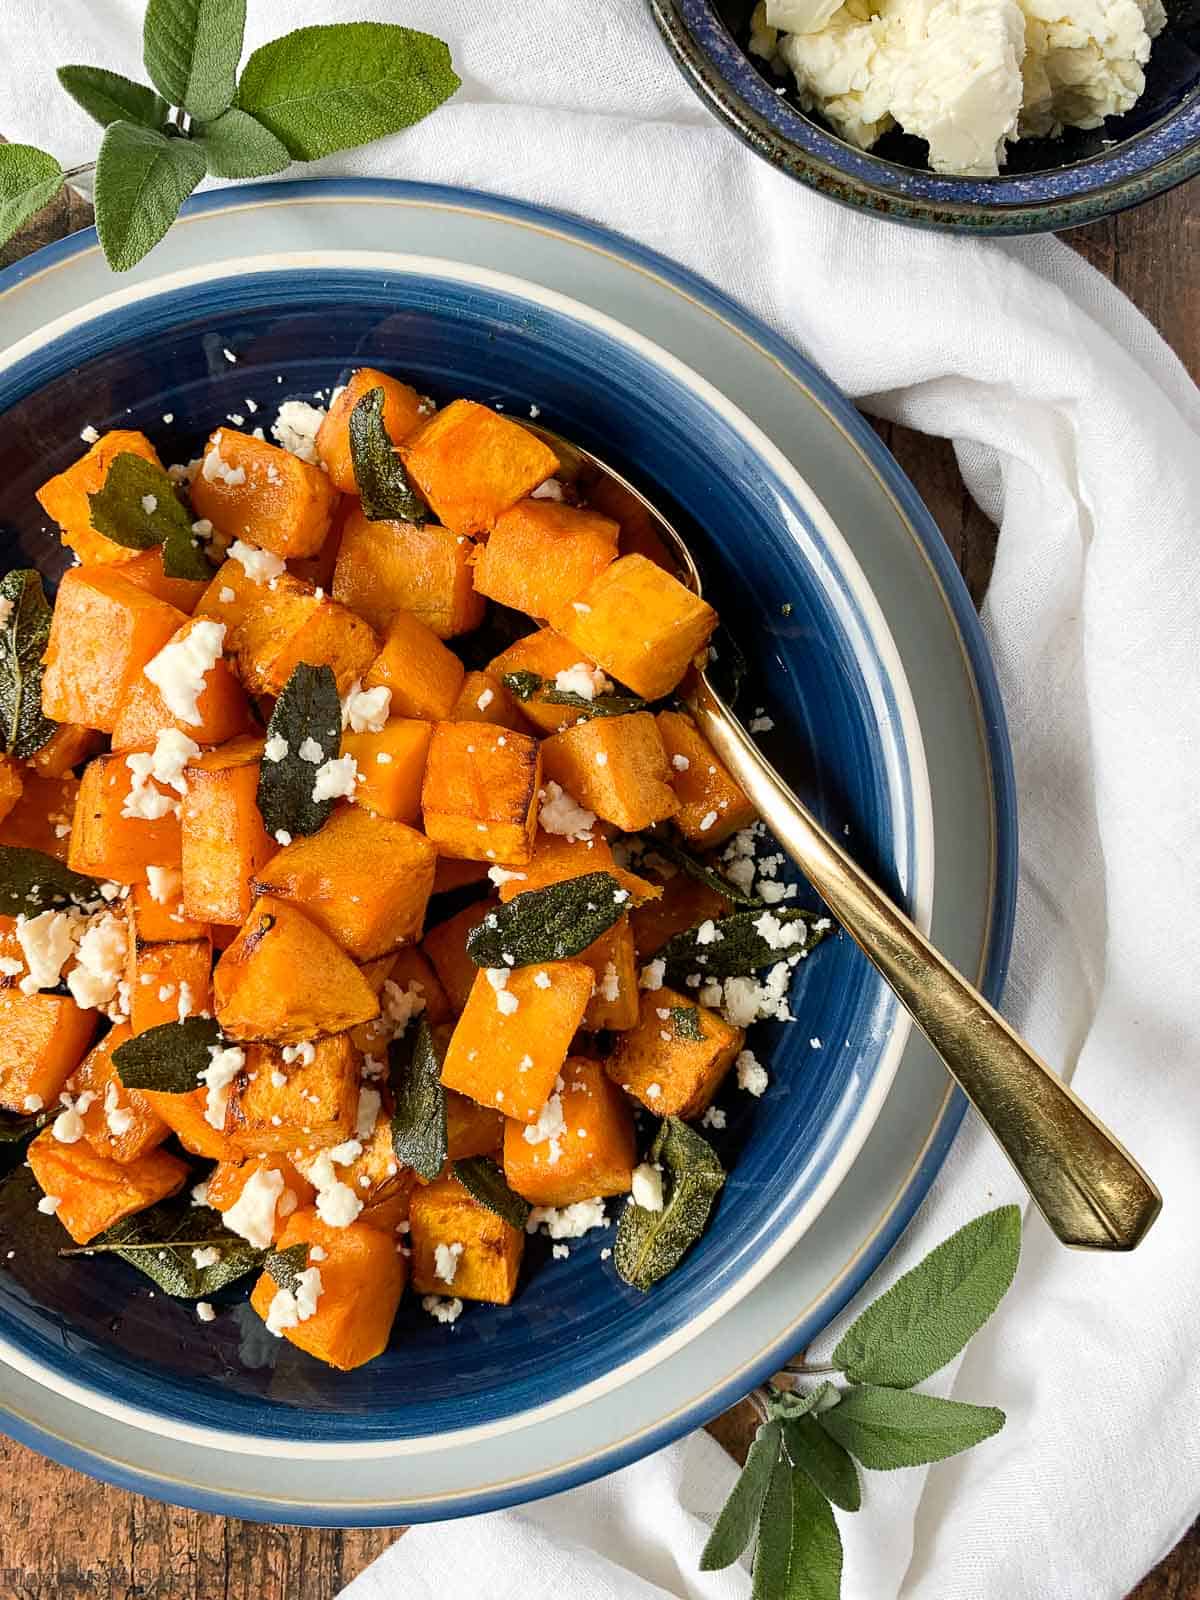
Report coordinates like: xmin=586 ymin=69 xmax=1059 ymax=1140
xmin=487 ymin=866 xmax=527 ymax=887
xmin=539 ymin=780 xmax=596 ymax=839
xmin=201 ymin=433 xmax=246 ymax=487
xmin=140 ymin=493 xmax=158 ymax=516
xmin=639 ymin=958 xmax=666 ymax=992
xmin=16 ymin=909 xmax=80 ymax=995
xmin=66 ymin=913 xmax=128 ymax=1011
xmin=356 ymin=1087 xmax=382 ymax=1140
xmin=698 ymin=810 xmax=719 ymax=832
xmin=341 ymin=681 xmax=391 ymax=734
xmin=196 ymin=1301 xmax=216 ymax=1322
xmin=192 ymin=1246 xmax=221 ymax=1268
xmin=145 ymin=865 xmax=182 ymax=905
xmin=218 ymin=585 xmax=236 ymax=605
xmin=523 ymin=1092 xmax=565 ymax=1165
xmin=123 ymin=729 xmax=201 ymax=822
xmin=695 ymin=919 xmax=722 ymax=946
xmin=199 ymin=1044 xmax=245 ymax=1131
xmin=223 ymin=1166 xmax=284 ymax=1249
xmin=748 ymin=711 xmax=775 ymax=733
xmin=51 ymin=1093 xmax=86 ymax=1144
xmin=104 ymin=1080 xmax=135 ymax=1138
xmin=701 ymin=1105 xmax=728 ymax=1130
xmin=422 ymin=1294 xmax=463 ymax=1324
xmin=271 ymin=400 xmax=326 ymax=462
xmin=475 ymin=687 xmax=495 ymax=712
xmin=526 ymin=1197 xmax=607 ymax=1237
xmin=297 ymin=736 xmax=324 ymax=763
xmin=37 ymin=1195 xmax=62 ymax=1214
xmin=671 ymin=754 xmax=691 ymax=772
xmin=222 ymin=347 xmax=238 ymax=364
xmin=531 ymin=478 xmax=565 ymax=501
xmin=228 ymin=539 xmax=285 ymax=585
xmin=485 ymin=967 xmax=519 ymax=1016
xmin=434 ymin=1241 xmax=464 ymax=1284
xmin=265 ymin=1266 xmax=323 ymax=1335
xmin=645 ymin=1082 xmax=662 ymax=1100
xmin=736 ymin=1049 xmax=769 ymax=1097
xmin=553 ymin=662 xmax=611 ymax=701
xmin=308 ymin=1149 xmax=364 ymax=1228
xmin=274 ymin=829 xmax=292 ymax=846
xmin=79 ymin=424 xmax=100 ymax=444
xmin=176 ymin=979 xmax=196 ymax=1021
xmin=753 ymin=911 xmax=808 ymax=951
xmin=533 ymin=970 xmax=551 ymax=989
xmin=312 ymin=754 xmax=359 ymax=803
xmin=264 ymin=735 xmax=289 ymax=763
xmin=599 ymin=961 xmax=621 ymax=1003
xmin=380 ymin=977 xmax=427 ymax=1039
xmin=22 ymin=1094 xmax=43 ymax=1112
xmin=631 ymin=1163 xmax=664 ymax=1211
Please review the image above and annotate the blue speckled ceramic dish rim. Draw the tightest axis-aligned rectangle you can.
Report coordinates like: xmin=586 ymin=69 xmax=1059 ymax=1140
xmin=0 ymin=181 xmax=1017 ymax=1522
xmin=651 ymin=0 xmax=1200 ymax=231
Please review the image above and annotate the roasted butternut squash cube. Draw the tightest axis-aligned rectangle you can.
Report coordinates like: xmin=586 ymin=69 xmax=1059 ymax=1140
xmin=249 ymin=1207 xmax=406 ymax=1370
xmin=582 ymin=918 xmax=640 ymax=1031
xmin=190 ymin=428 xmax=340 ymax=559
xmin=0 ymin=991 xmax=96 ymax=1111
xmin=127 ymin=936 xmax=213 ymax=1036
xmin=450 ymin=670 xmax=526 ymax=732
xmin=180 ymin=736 xmax=278 ymax=926
xmin=607 ymin=987 xmax=744 ymax=1118
xmin=0 ymin=756 xmax=22 ymax=824
xmin=340 ymin=717 xmax=431 ymax=823
xmin=111 ymin=619 xmax=252 ymax=752
xmin=551 ymin=554 xmax=717 ymax=701
xmin=286 ymin=496 xmax=347 ymax=591
xmin=409 ymin=1173 xmax=524 ymax=1304
xmin=446 ymin=1092 xmax=505 ymax=1162
xmin=493 ymin=831 xmax=660 ymax=909
xmin=432 ymin=856 xmax=491 ymax=896
xmin=213 ymin=896 xmax=379 ymax=1044
xmin=206 ymin=1153 xmax=316 ymax=1240
xmin=192 ymin=555 xmax=260 ymax=635
xmin=630 ymin=869 xmax=732 ymax=961
xmin=0 ymin=773 xmax=78 ymax=862
xmin=35 ymin=429 xmax=163 ymax=566
xmin=332 ymin=509 xmax=485 ymax=638
xmin=402 ymin=400 xmax=559 ymax=537
xmin=42 ymin=569 xmax=189 ymax=733
xmin=291 ymin=1107 xmax=411 ymax=1228
xmin=420 ymin=900 xmax=494 ymax=1015
xmin=540 ymin=711 xmax=678 ymax=832
xmin=24 ymin=724 xmax=104 ymax=780
xmin=440 ymin=961 xmax=595 ymax=1122
xmin=488 ymin=627 xmax=599 ymax=734
xmin=252 ymin=807 xmax=437 ymax=962
xmin=473 ymin=499 xmax=619 ymax=620
xmin=224 ymin=1034 xmax=360 ymax=1154
xmin=656 ymin=710 xmax=757 ymax=844
xmin=112 ymin=545 xmax=208 ymax=613
xmin=136 ymin=1085 xmax=238 ymax=1162
xmin=387 ymin=946 xmax=453 ymax=1024
xmin=353 ymin=944 xmax=454 ymax=1056
xmin=316 ymin=367 xmax=427 ymax=493
xmin=503 ymin=1056 xmax=636 ymax=1206
xmin=362 ymin=610 xmax=464 ymax=721
xmin=27 ymin=1126 xmax=188 ymax=1244
xmin=421 ymin=721 xmax=541 ymax=865
xmin=230 ymin=572 xmax=379 ymax=698
xmin=72 ymin=1024 xmax=169 ymax=1165
xmin=127 ymin=875 xmax=208 ymax=944
xmin=69 ymin=752 xmax=181 ymax=883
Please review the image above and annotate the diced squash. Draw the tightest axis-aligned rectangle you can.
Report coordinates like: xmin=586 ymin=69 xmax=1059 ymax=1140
xmin=656 ymin=710 xmax=757 ymax=844
xmin=581 ymin=918 xmax=640 ymax=1031
xmin=440 ymin=960 xmax=594 ymax=1122
xmin=252 ymin=808 xmax=437 ymax=962
xmin=190 ymin=428 xmax=340 ymax=559
xmin=388 ymin=946 xmax=453 ymax=1024
xmin=316 ymin=367 xmax=427 ymax=493
xmin=136 ymin=1085 xmax=238 ymax=1162
xmin=229 ymin=572 xmax=379 ymax=697
xmin=450 ymin=670 xmax=526 ymax=732
xmin=72 ymin=1024 xmax=169 ymax=1165
xmin=287 ymin=495 xmax=349 ymax=591
xmin=291 ymin=1109 xmax=412 ymax=1227
xmin=473 ymin=499 xmax=618 ymax=619
xmin=110 ymin=618 xmax=253 ymax=752
xmin=27 ymin=1126 xmax=188 ymax=1245
xmin=213 ymin=895 xmax=379 ymax=1044
xmin=127 ymin=936 xmax=213 ymax=1036
xmin=127 ymin=875 xmax=208 ymax=944
xmin=0 ymin=756 xmax=22 ymax=824
xmin=0 ymin=991 xmax=96 ymax=1112
xmin=0 ymin=915 xmax=25 ymax=980
xmin=192 ymin=555 xmax=260 ymax=636
xmin=540 ymin=711 xmax=678 ymax=832
xmin=41 ymin=568 xmax=188 ymax=733
xmin=493 ymin=831 xmax=660 ymax=910
xmin=206 ymin=1153 xmax=316 ymax=1240
xmin=24 ymin=724 xmax=104 ymax=780
xmin=358 ymin=952 xmax=397 ymax=997
xmin=35 ymin=429 xmax=163 ymax=566
xmin=0 ymin=773 xmax=79 ymax=861
xmin=550 ymin=553 xmax=717 ymax=701
xmin=420 ymin=900 xmax=492 ymax=1015
xmin=432 ymin=856 xmax=490 ymax=896
xmin=585 ymin=472 xmax=673 ymax=569
xmin=401 ymin=399 xmax=559 ymax=536
xmin=421 ymin=721 xmax=541 ymax=865
xmin=409 ymin=1173 xmax=523 ymax=1304
xmin=69 ymin=753 xmax=181 ymax=883
xmin=340 ymin=717 xmax=431 ymax=823
xmin=332 ymin=508 xmax=485 ymax=638
xmin=180 ymin=736 xmax=278 ymax=925
xmin=630 ymin=870 xmax=732 ymax=961
xmin=446 ymin=1092 xmax=504 ymax=1161
xmin=249 ymin=1207 xmax=406 ymax=1370
xmin=488 ymin=627 xmax=599 ymax=734
xmin=115 ymin=546 xmax=208 ymax=613
xmin=353 ymin=944 xmax=454 ymax=1057
xmin=362 ymin=610 xmax=464 ymax=721
xmin=503 ymin=1056 xmax=635 ymax=1206
xmin=224 ymin=1034 xmax=360 ymax=1153
xmin=606 ymin=987 xmax=744 ymax=1118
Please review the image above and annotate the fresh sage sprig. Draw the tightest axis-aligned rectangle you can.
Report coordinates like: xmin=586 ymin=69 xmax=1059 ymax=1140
xmin=0 ymin=3 xmax=460 ymax=271
xmin=112 ymin=1016 xmax=226 ymax=1094
xmin=453 ymin=1156 xmax=531 ymax=1231
xmin=500 ymin=670 xmax=647 ymax=722
xmin=0 ymin=845 xmax=102 ymax=916
xmin=700 ymin=1206 xmax=1021 ymax=1599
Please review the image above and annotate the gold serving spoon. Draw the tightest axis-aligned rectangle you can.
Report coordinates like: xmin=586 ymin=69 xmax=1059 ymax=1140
xmin=539 ymin=428 xmax=1161 ymax=1251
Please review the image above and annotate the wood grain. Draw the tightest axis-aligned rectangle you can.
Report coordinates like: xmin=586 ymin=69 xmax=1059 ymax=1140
xmin=0 ymin=172 xmax=1196 ymax=1599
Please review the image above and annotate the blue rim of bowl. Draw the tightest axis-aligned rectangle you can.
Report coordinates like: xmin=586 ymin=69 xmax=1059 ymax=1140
xmin=649 ymin=0 xmax=1200 ymax=233
xmin=0 ymin=179 xmax=1018 ymax=1522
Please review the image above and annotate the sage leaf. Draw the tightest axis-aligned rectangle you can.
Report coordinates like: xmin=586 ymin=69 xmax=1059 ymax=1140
xmin=752 ymin=1456 xmax=843 ymax=1600
xmin=832 ymin=1205 xmax=1021 ymax=1389
xmin=668 ymin=1005 xmax=704 ymax=1042
xmin=699 ymin=1419 xmax=782 ymax=1571
xmin=237 ymin=22 xmax=460 ymax=161
xmin=195 ymin=107 xmax=291 ymax=178
xmin=453 ymin=1156 xmax=531 ymax=1231
xmin=348 ymin=386 xmax=427 ymax=523
xmin=0 ymin=1107 xmax=53 ymax=1146
xmin=818 ymin=1385 xmax=1004 ymax=1470
xmin=614 ymin=1117 xmax=725 ymax=1291
xmin=501 ymin=671 xmax=544 ymax=703
xmin=0 ymin=571 xmax=56 ymax=759
xmin=62 ymin=1201 xmax=266 ymax=1298
xmin=0 ymin=145 xmax=64 ymax=250
xmin=0 ymin=847 xmax=101 ymax=916
xmin=263 ymin=1242 xmax=310 ymax=1292
xmin=498 ymin=671 xmax=645 ymax=721
xmin=57 ymin=65 xmax=170 ymax=130
xmin=465 ymin=872 xmax=627 ymax=969
xmin=783 ymin=1416 xmax=861 ymax=1512
xmin=143 ymin=0 xmax=245 ymax=122
xmin=660 ymin=906 xmax=832 ymax=982
xmin=86 ymin=451 xmax=210 ymax=579
xmin=112 ymin=1017 xmax=224 ymax=1095
xmin=255 ymin=662 xmax=341 ymax=839
xmin=94 ymin=120 xmax=206 ymax=273
xmin=765 ymin=1381 xmax=840 ymax=1421
xmin=389 ymin=1019 xmax=447 ymax=1181
xmin=644 ymin=836 xmax=762 ymax=909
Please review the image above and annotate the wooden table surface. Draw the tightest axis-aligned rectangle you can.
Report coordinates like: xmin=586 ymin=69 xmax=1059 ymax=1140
xmin=1 ymin=176 xmax=1196 ymax=1600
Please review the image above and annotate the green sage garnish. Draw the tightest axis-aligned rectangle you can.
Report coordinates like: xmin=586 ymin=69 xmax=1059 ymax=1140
xmin=0 ymin=1106 xmax=54 ymax=1146
xmin=255 ymin=662 xmax=342 ymax=840
xmin=112 ymin=1017 xmax=225 ymax=1095
xmin=60 ymin=1201 xmax=270 ymax=1299
xmin=614 ymin=1117 xmax=725 ymax=1292
xmin=668 ymin=1005 xmax=704 ymax=1042
xmin=349 ymin=386 xmax=427 ymax=523
xmin=87 ymin=451 xmax=210 ymax=579
xmin=389 ymin=1018 xmax=447 ymax=1181
xmin=263 ymin=1242 xmax=311 ymax=1293
xmin=499 ymin=670 xmax=645 ymax=720
xmin=659 ymin=906 xmax=832 ymax=981
xmin=0 ymin=570 xmax=56 ymax=759
xmin=0 ymin=846 xmax=102 ymax=917
xmin=465 ymin=871 xmax=627 ymax=968
xmin=644 ymin=836 xmax=762 ymax=909
xmin=453 ymin=1156 xmax=531 ymax=1231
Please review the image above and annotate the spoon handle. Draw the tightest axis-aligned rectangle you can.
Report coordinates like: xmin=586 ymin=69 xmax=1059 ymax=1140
xmin=688 ymin=679 xmax=1161 ymax=1251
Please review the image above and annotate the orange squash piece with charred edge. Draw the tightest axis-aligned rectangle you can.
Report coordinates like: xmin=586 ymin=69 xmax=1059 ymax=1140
xmin=420 ymin=721 xmax=541 ymax=866
xmin=35 ymin=429 xmax=163 ymax=567
xmin=606 ymin=986 xmax=744 ymax=1120
xmin=180 ymin=736 xmax=278 ymax=927
xmin=540 ymin=711 xmax=678 ymax=833
xmin=409 ymin=1173 xmax=524 ymax=1304
xmin=27 ymin=1126 xmax=188 ymax=1245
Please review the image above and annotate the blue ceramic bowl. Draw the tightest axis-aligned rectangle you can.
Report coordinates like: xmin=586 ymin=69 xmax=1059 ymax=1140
xmin=0 ymin=254 xmax=930 ymax=1450
xmin=651 ymin=0 xmax=1200 ymax=231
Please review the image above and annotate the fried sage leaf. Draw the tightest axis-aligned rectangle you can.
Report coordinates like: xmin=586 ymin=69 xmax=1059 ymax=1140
xmin=642 ymin=835 xmax=762 ymax=909
xmin=452 ymin=1156 xmax=531 ymax=1231
xmin=499 ymin=670 xmax=645 ymax=721
xmin=614 ymin=1117 xmax=725 ymax=1292
xmin=349 ymin=385 xmax=427 ymax=523
xmin=0 ymin=570 xmax=56 ymax=758
xmin=659 ymin=906 xmax=833 ymax=981
xmin=389 ymin=1018 xmax=447 ymax=1181
xmin=255 ymin=662 xmax=342 ymax=839
xmin=465 ymin=871 xmax=626 ymax=968
xmin=0 ymin=846 xmax=102 ymax=917
xmin=61 ymin=1201 xmax=267 ymax=1298
xmin=112 ymin=1016 xmax=224 ymax=1095
xmin=263 ymin=1242 xmax=311 ymax=1293
xmin=0 ymin=1106 xmax=53 ymax=1146
xmin=86 ymin=450 xmax=210 ymax=579
xmin=668 ymin=1005 xmax=704 ymax=1042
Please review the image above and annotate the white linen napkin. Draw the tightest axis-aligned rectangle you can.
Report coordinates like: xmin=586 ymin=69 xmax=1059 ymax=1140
xmin=4 ymin=2 xmax=1199 ymax=1595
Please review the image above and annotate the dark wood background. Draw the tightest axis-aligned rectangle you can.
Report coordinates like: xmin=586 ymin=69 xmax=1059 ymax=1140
xmin=1 ymin=177 xmax=1196 ymax=1599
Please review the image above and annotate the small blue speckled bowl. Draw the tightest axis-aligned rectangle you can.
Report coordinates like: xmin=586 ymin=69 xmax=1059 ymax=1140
xmin=650 ymin=0 xmax=1200 ymax=231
